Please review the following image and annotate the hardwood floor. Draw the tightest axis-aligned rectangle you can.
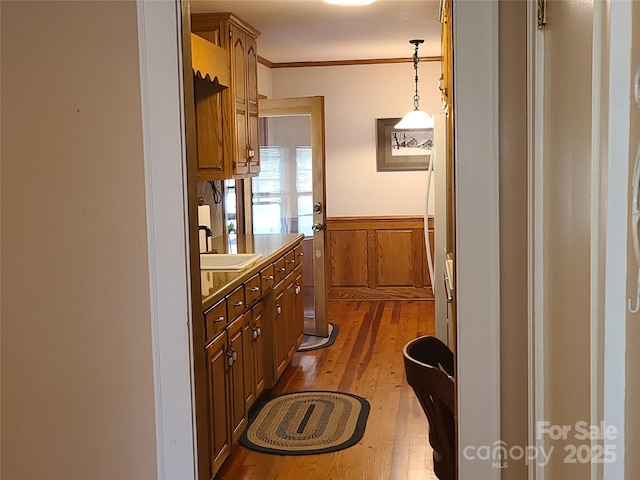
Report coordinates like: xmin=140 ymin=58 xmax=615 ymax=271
xmin=216 ymin=300 xmax=438 ymax=480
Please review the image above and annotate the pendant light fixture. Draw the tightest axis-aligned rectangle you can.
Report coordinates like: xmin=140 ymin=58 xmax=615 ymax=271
xmin=324 ymin=0 xmax=375 ymax=5
xmin=395 ymin=39 xmax=434 ymax=129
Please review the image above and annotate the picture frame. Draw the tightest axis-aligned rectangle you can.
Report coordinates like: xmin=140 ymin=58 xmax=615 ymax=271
xmin=376 ymin=118 xmax=433 ymax=171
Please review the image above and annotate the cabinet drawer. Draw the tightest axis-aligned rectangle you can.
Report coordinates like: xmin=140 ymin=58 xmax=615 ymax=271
xmin=204 ymin=299 xmax=227 ymax=344
xmin=285 ymin=250 xmax=296 ymax=274
xmin=228 ymin=285 xmax=246 ymax=320
xmin=274 ymin=256 xmax=287 ymax=284
xmin=245 ymin=273 xmax=262 ymax=306
xmin=294 ymin=243 xmax=304 ymax=267
xmin=260 ymin=264 xmax=275 ymax=290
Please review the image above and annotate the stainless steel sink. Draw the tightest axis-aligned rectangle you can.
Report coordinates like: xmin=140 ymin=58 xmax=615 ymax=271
xmin=200 ymin=253 xmax=262 ymax=270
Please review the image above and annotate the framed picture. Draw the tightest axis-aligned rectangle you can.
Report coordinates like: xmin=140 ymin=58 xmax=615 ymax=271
xmin=376 ymin=118 xmax=433 ymax=171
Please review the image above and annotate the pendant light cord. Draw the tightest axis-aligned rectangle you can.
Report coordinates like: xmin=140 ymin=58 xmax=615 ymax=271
xmin=410 ymin=39 xmax=424 ymax=110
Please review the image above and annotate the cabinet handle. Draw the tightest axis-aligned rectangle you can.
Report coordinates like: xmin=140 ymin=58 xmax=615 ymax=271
xmin=276 ymin=304 xmax=282 ymax=315
xmin=298 ymin=252 xmax=304 ymax=257
xmin=264 ymin=275 xmax=274 ymax=281
xmin=214 ymin=316 xmax=225 ymax=323
xmin=250 ymin=286 xmax=260 ymax=292
xmin=289 ymin=259 xmax=295 ymax=264
xmin=278 ymin=267 xmax=286 ymax=272
xmin=233 ymin=301 xmax=244 ymax=308
xmin=295 ymin=284 xmax=301 ymax=295
xmin=226 ymin=349 xmax=234 ymax=367
xmin=251 ymin=323 xmax=262 ymax=338
xmin=247 ymin=146 xmax=255 ymax=159
xmin=231 ymin=348 xmax=237 ymax=362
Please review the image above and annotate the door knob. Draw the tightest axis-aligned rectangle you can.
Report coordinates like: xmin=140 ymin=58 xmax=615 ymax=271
xmin=311 ymin=223 xmax=326 ymax=232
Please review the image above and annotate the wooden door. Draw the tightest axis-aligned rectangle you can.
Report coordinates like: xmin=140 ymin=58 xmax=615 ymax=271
xmin=240 ymin=311 xmax=255 ymax=411
xmin=246 ymin=35 xmax=260 ymax=174
xmin=205 ymin=333 xmax=231 ymax=477
xmin=293 ymin=267 xmax=304 ymax=349
xmin=257 ymin=97 xmax=329 ymax=337
xmin=226 ymin=317 xmax=247 ymax=443
xmin=231 ymin=24 xmax=248 ymax=175
xmin=272 ymin=281 xmax=288 ymax=380
xmin=251 ymin=302 xmax=265 ymax=398
xmin=284 ymin=275 xmax=297 ymax=361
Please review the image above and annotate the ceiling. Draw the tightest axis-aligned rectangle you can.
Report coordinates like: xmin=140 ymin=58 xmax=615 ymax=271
xmin=189 ymin=0 xmax=443 ymax=64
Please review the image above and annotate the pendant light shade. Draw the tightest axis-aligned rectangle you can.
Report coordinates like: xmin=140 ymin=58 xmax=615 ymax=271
xmin=395 ymin=39 xmax=433 ymax=130
xmin=395 ymin=108 xmax=434 ymax=129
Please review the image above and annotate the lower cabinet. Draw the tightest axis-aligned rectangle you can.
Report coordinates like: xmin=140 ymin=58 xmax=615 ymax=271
xmin=241 ymin=302 xmax=266 ymax=414
xmin=206 ymin=304 xmax=266 ymax=479
xmin=270 ymin=264 xmax=304 ymax=385
xmin=201 ymin=241 xmax=303 ymax=479
xmin=251 ymin=302 xmax=266 ymax=399
xmin=226 ymin=316 xmax=248 ymax=443
xmin=273 ymin=280 xmax=289 ymax=381
xmin=205 ymin=332 xmax=232 ymax=477
xmin=293 ymin=268 xmax=304 ymax=350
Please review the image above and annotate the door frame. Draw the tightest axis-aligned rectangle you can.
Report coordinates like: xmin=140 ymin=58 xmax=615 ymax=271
xmin=137 ymin=1 xmax=503 ymax=478
xmin=452 ymin=1 xmax=501 ymax=478
xmin=257 ymin=96 xmax=329 ymax=337
xmin=136 ymin=1 xmax=196 ymax=478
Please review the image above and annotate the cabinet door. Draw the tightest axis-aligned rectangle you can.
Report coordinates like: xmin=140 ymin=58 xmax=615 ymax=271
xmin=293 ymin=267 xmax=305 ymax=350
xmin=273 ymin=282 xmax=288 ymax=380
xmin=246 ymin=34 xmax=260 ymax=175
xmin=193 ymin=76 xmax=227 ymax=178
xmin=252 ymin=301 xmax=265 ymax=398
xmin=284 ymin=276 xmax=297 ymax=362
xmin=227 ymin=317 xmax=247 ymax=443
xmin=231 ymin=24 xmax=249 ymax=176
xmin=240 ymin=311 xmax=255 ymax=411
xmin=205 ymin=333 xmax=231 ymax=477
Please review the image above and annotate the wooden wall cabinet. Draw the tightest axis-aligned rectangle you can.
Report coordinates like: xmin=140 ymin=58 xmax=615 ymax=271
xmin=192 ymin=13 xmax=260 ymax=180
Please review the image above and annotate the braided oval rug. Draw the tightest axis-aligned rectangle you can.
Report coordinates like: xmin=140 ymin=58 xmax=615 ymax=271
xmin=239 ymin=390 xmax=370 ymax=455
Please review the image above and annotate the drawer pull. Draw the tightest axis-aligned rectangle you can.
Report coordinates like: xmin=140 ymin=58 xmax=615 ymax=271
xmin=233 ymin=301 xmax=244 ymax=308
xmin=214 ymin=315 xmax=225 ymax=323
xmin=289 ymin=259 xmax=295 ymax=264
xmin=278 ymin=267 xmax=286 ymax=272
xmin=298 ymin=252 xmax=304 ymax=257
xmin=250 ymin=286 xmax=260 ymax=292
xmin=264 ymin=275 xmax=274 ymax=281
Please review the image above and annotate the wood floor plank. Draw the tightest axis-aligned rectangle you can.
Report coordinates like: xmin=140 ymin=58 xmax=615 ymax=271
xmin=215 ymin=300 xmax=438 ymax=480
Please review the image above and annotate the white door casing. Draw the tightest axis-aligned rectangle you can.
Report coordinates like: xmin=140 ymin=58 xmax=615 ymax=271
xmin=137 ymin=1 xmax=196 ymax=479
xmin=452 ymin=1 xmax=501 ymax=478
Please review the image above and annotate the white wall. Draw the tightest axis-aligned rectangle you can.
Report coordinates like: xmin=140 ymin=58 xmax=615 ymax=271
xmin=1 ymin=2 xmax=158 ymax=478
xmin=258 ymin=63 xmax=273 ymax=99
xmin=268 ymin=62 xmax=442 ymax=217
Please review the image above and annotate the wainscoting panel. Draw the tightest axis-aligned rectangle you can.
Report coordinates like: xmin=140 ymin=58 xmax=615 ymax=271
xmin=329 ymin=229 xmax=368 ymax=286
xmin=326 ymin=216 xmax=434 ymax=300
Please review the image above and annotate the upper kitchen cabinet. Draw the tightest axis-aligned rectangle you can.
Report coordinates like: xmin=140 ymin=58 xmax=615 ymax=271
xmin=192 ymin=13 xmax=260 ymax=180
